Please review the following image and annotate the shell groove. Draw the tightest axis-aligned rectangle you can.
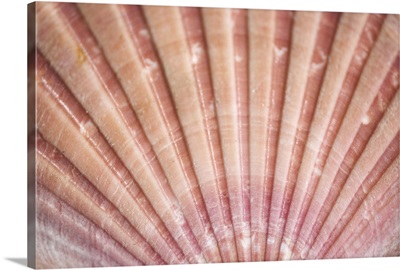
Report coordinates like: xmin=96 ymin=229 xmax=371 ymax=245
xmin=28 ymin=2 xmax=400 ymax=268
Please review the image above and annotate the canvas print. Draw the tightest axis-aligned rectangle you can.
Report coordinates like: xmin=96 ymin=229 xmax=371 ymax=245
xmin=27 ymin=1 xmax=400 ymax=269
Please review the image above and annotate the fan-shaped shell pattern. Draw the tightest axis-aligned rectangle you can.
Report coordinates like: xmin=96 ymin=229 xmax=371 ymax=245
xmin=28 ymin=2 xmax=400 ymax=268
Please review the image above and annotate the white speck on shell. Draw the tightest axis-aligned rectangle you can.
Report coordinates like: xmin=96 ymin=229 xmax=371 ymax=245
xmin=362 ymin=115 xmax=370 ymax=125
xmin=267 ymin=237 xmax=275 ymax=245
xmin=280 ymin=241 xmax=292 ymax=260
xmin=310 ymin=49 xmax=327 ymax=74
xmin=139 ymin=29 xmax=150 ymax=38
xmin=235 ymin=55 xmax=242 ymax=62
xmin=191 ymin=43 xmax=202 ymax=65
xmin=143 ymin=58 xmax=158 ymax=74
xmin=241 ymin=237 xmax=251 ymax=252
xmin=79 ymin=119 xmax=95 ymax=135
xmin=313 ymin=167 xmax=322 ymax=177
xmin=355 ymin=50 xmax=368 ymax=66
xmin=274 ymin=46 xmax=288 ymax=62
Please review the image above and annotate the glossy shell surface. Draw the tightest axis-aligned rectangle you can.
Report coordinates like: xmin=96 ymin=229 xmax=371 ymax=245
xmin=28 ymin=2 xmax=400 ymax=268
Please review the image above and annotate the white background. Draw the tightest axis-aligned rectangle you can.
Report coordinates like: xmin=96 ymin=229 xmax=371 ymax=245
xmin=0 ymin=0 xmax=399 ymax=269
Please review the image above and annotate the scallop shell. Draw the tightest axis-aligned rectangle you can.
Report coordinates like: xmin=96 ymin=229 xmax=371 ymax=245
xmin=28 ymin=2 xmax=400 ymax=268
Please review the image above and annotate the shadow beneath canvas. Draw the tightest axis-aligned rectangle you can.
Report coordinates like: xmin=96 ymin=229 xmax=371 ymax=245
xmin=5 ymin=258 xmax=27 ymax=267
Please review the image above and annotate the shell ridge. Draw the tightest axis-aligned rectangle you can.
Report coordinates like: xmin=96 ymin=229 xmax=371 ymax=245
xmin=139 ymin=6 xmax=229 ymax=262
xmin=179 ymin=6 xmax=236 ymax=262
xmin=283 ymin=13 xmax=376 ymax=259
xmin=89 ymin=4 xmax=219 ymax=262
xmin=262 ymin=10 xmax=294 ymax=261
xmin=36 ymin=47 xmax=187 ymax=264
xmin=299 ymin=57 xmax=400 ymax=259
xmin=327 ymin=158 xmax=399 ymax=258
xmin=315 ymin=134 xmax=399 ymax=258
xmin=80 ymin=5 xmax=208 ymax=264
xmin=72 ymin=4 xmax=206 ymax=263
xmin=307 ymin=57 xmax=400 ymax=258
xmin=291 ymin=14 xmax=400 ymax=259
xmin=266 ymin=11 xmax=324 ymax=261
xmin=37 ymin=185 xmax=141 ymax=268
xmin=230 ymin=8 xmax=252 ymax=262
xmin=248 ymin=9 xmax=278 ymax=261
xmin=276 ymin=12 xmax=340 ymax=260
xmin=36 ymin=141 xmax=160 ymax=265
xmin=202 ymin=7 xmax=257 ymax=262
